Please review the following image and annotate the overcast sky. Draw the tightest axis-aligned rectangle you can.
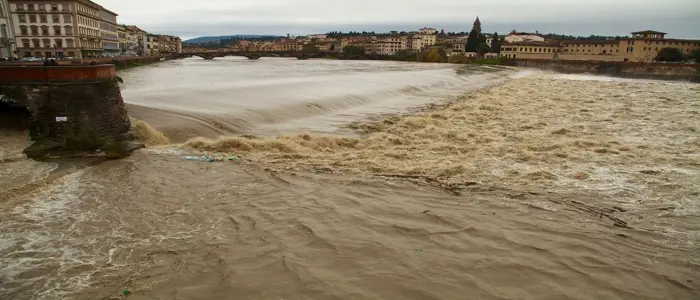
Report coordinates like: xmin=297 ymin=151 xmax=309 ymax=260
xmin=99 ymin=0 xmax=700 ymax=40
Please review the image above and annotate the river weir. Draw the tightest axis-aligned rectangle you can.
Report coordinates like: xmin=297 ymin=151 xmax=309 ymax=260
xmin=1 ymin=57 xmax=698 ymax=300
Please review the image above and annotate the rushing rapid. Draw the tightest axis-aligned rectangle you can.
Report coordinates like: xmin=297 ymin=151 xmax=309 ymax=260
xmin=120 ymin=57 xmax=514 ymax=140
xmin=1 ymin=58 xmax=698 ymax=300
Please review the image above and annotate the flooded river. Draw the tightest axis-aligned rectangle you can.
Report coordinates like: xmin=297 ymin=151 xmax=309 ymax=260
xmin=120 ymin=57 xmax=512 ymax=140
xmin=1 ymin=58 xmax=699 ymax=300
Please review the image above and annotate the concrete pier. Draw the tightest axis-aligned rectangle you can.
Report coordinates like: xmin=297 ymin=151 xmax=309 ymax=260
xmin=0 ymin=65 xmax=142 ymax=159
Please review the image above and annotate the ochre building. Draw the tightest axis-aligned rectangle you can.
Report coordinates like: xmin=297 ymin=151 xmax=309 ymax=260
xmin=501 ymin=30 xmax=700 ymax=62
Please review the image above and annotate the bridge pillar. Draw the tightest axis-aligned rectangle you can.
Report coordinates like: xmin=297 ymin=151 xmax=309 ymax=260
xmin=243 ymin=54 xmax=263 ymax=60
xmin=0 ymin=65 xmax=143 ymax=159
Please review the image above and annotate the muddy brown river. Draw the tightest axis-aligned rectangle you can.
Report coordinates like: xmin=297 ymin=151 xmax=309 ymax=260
xmin=1 ymin=58 xmax=698 ymax=300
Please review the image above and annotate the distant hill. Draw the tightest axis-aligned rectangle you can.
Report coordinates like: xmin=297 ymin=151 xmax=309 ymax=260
xmin=184 ymin=35 xmax=281 ymax=44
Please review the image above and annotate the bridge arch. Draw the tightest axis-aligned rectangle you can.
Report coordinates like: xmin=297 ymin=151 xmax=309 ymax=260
xmin=0 ymin=88 xmax=31 ymax=132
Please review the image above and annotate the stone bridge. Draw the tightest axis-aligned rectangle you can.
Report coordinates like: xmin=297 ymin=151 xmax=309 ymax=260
xmin=0 ymin=65 xmax=142 ymax=159
xmin=175 ymin=51 xmax=339 ymax=60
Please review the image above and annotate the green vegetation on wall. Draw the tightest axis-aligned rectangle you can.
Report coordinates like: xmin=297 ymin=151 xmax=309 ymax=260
xmin=655 ymin=47 xmax=686 ymax=62
xmin=417 ymin=48 xmax=448 ymax=63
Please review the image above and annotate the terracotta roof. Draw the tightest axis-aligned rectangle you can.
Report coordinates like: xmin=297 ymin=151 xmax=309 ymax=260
xmin=631 ymin=30 xmax=667 ymax=35
xmin=509 ymin=32 xmax=539 ymax=36
xmin=505 ymin=41 xmax=559 ymax=46
xmin=623 ymin=37 xmax=700 ymax=43
xmin=562 ymin=40 xmax=619 ymax=45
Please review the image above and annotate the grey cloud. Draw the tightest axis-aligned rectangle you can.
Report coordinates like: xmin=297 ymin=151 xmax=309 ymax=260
xmin=98 ymin=0 xmax=700 ymax=39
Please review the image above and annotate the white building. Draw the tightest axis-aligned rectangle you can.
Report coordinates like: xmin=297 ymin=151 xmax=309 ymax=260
xmin=9 ymin=1 xmax=82 ymax=58
xmin=445 ymin=36 xmax=467 ymax=52
xmin=75 ymin=0 xmax=102 ymax=58
xmin=365 ymin=36 xmax=406 ymax=56
xmin=146 ymin=34 xmax=158 ymax=55
xmin=504 ymin=31 xmax=545 ymax=43
xmin=123 ymin=25 xmax=147 ymax=56
xmin=419 ymin=27 xmax=437 ymax=35
xmin=99 ymin=8 xmax=119 ymax=57
xmin=0 ymin=0 xmax=16 ymax=58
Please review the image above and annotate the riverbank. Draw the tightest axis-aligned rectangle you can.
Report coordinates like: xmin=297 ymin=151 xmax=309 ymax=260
xmin=514 ymin=59 xmax=700 ymax=82
xmin=0 ymin=55 xmax=181 ymax=70
xmin=340 ymin=53 xmax=699 ymax=82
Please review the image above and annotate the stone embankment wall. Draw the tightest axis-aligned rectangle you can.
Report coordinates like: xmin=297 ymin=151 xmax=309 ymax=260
xmin=514 ymin=59 xmax=700 ymax=82
xmin=0 ymin=55 xmax=175 ymax=70
xmin=0 ymin=65 xmax=138 ymax=158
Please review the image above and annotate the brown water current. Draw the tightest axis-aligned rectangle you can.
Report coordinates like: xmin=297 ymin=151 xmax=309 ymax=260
xmin=1 ymin=58 xmax=699 ymax=300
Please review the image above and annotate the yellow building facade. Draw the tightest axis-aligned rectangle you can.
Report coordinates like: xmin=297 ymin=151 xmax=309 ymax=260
xmin=502 ymin=30 xmax=700 ymax=62
xmin=500 ymin=41 xmax=561 ymax=59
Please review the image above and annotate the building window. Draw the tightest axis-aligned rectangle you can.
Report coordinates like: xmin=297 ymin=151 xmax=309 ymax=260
xmin=52 ymin=5 xmax=58 ymax=12
xmin=30 ymin=15 xmax=36 ymax=23
xmin=52 ymin=15 xmax=60 ymax=23
xmin=31 ymin=26 xmax=38 ymax=35
xmin=28 ymin=4 xmax=35 ymax=11
xmin=627 ymin=47 xmax=633 ymax=53
xmin=66 ymin=39 xmax=74 ymax=47
xmin=55 ymin=39 xmax=63 ymax=47
xmin=42 ymin=39 xmax=50 ymax=48
xmin=19 ymin=15 xmax=27 ymax=23
xmin=40 ymin=15 xmax=47 ymax=23
xmin=42 ymin=27 xmax=49 ymax=36
xmin=54 ymin=26 xmax=61 ymax=35
xmin=65 ymin=26 xmax=73 ymax=35
xmin=68 ymin=51 xmax=75 ymax=56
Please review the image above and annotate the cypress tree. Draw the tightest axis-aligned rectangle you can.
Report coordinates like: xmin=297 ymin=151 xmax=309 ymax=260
xmin=466 ymin=29 xmax=480 ymax=52
xmin=491 ymin=32 xmax=501 ymax=53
